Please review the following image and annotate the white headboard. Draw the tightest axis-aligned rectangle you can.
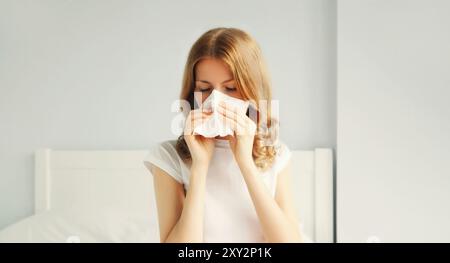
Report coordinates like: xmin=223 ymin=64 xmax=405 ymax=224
xmin=34 ymin=148 xmax=334 ymax=242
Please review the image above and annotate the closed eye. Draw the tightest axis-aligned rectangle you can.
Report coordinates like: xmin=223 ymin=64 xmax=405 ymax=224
xmin=199 ymin=87 xmax=212 ymax=93
xmin=225 ymin=87 xmax=236 ymax=92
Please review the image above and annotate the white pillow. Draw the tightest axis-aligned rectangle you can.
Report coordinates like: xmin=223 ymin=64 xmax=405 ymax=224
xmin=0 ymin=205 xmax=160 ymax=243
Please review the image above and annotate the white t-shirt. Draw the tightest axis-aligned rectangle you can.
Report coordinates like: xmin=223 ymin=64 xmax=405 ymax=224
xmin=143 ymin=138 xmax=292 ymax=243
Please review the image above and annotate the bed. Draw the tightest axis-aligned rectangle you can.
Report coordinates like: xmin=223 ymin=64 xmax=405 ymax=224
xmin=0 ymin=147 xmax=334 ymax=243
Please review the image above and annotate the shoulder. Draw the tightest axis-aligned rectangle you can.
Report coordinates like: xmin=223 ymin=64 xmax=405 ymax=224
xmin=155 ymin=139 xmax=178 ymax=154
xmin=271 ymin=140 xmax=292 ymax=174
xmin=143 ymin=139 xmax=185 ymax=184
xmin=144 ymin=139 xmax=180 ymax=162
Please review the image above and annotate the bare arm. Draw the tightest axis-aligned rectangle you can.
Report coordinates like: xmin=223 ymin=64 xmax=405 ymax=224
xmin=148 ymin=163 xmax=208 ymax=243
xmin=238 ymin=159 xmax=304 ymax=243
xmin=216 ymin=101 xmax=303 ymax=242
xmin=147 ymin=109 xmax=214 ymax=242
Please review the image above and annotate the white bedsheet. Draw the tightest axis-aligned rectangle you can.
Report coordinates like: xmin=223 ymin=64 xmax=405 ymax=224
xmin=0 ymin=206 xmax=159 ymax=243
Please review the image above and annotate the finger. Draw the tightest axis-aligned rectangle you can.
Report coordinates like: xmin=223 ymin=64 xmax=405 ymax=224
xmin=217 ymin=103 xmax=247 ymax=128
xmin=184 ymin=110 xmax=211 ymax=135
xmin=219 ymin=102 xmax=250 ymax=126
xmin=191 ymin=112 xmax=211 ymax=129
xmin=218 ymin=105 xmax=257 ymax=136
xmin=217 ymin=108 xmax=247 ymax=135
xmin=184 ymin=110 xmax=198 ymax=133
xmin=219 ymin=103 xmax=257 ymax=135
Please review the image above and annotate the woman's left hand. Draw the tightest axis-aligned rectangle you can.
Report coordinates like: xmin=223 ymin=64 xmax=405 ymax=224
xmin=217 ymin=101 xmax=257 ymax=169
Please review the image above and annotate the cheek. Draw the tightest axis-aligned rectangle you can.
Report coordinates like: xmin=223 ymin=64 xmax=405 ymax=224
xmin=230 ymin=92 xmax=244 ymax=100
xmin=224 ymin=88 xmax=244 ymax=100
xmin=194 ymin=90 xmax=212 ymax=103
xmin=202 ymin=91 xmax=213 ymax=101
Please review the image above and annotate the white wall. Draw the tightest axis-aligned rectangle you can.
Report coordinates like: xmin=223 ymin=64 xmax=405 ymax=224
xmin=338 ymin=0 xmax=450 ymax=242
xmin=0 ymin=0 xmax=337 ymax=230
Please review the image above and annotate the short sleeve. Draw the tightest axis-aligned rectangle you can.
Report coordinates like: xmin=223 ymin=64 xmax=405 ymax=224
xmin=143 ymin=140 xmax=184 ymax=184
xmin=272 ymin=142 xmax=292 ymax=175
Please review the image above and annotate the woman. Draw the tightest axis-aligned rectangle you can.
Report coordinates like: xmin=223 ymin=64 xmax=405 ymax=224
xmin=144 ymin=27 xmax=305 ymax=243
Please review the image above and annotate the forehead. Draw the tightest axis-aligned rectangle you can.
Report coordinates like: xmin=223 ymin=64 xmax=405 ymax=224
xmin=195 ymin=58 xmax=233 ymax=82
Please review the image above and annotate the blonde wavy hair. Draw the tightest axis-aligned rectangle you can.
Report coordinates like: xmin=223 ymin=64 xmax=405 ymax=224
xmin=176 ymin=27 xmax=279 ymax=171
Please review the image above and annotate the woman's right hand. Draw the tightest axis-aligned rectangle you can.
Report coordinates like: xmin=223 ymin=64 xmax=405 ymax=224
xmin=183 ymin=109 xmax=215 ymax=168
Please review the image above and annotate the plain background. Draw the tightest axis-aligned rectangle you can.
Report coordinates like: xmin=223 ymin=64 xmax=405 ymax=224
xmin=0 ymin=0 xmax=336 ymax=230
xmin=338 ymin=0 xmax=450 ymax=242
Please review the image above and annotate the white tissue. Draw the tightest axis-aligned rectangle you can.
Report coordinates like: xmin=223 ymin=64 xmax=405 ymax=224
xmin=193 ymin=89 xmax=249 ymax=138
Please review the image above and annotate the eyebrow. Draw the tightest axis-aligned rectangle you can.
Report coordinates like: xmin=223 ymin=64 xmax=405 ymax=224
xmin=195 ymin=78 xmax=234 ymax=84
